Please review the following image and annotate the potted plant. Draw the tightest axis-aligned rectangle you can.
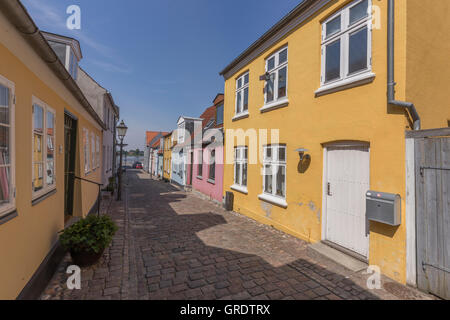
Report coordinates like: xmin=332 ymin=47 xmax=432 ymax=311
xmin=59 ymin=215 xmax=118 ymax=267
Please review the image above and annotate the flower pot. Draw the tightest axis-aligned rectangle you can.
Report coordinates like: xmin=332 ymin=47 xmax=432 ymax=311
xmin=70 ymin=248 xmax=105 ymax=267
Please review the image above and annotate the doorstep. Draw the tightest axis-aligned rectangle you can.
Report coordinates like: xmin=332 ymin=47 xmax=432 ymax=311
xmin=308 ymin=241 xmax=368 ymax=272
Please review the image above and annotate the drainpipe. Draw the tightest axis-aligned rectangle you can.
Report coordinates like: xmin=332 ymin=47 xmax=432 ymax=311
xmin=387 ymin=0 xmax=421 ymax=130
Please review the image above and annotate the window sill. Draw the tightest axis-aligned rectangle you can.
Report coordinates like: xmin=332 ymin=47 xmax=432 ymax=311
xmin=232 ymin=112 xmax=249 ymax=122
xmin=258 ymin=193 xmax=288 ymax=208
xmin=260 ymin=97 xmax=289 ymax=113
xmin=207 ymin=179 xmax=215 ymax=185
xmin=0 ymin=208 xmax=18 ymax=226
xmin=32 ymin=188 xmax=57 ymax=206
xmin=315 ymin=72 xmax=376 ymax=97
xmin=197 ymin=176 xmax=203 ymax=180
xmin=231 ymin=184 xmax=248 ymax=194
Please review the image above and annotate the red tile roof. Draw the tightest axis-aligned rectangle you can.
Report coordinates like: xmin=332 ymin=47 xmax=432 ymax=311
xmin=146 ymin=131 xmax=160 ymax=146
xmin=199 ymin=105 xmax=216 ymax=128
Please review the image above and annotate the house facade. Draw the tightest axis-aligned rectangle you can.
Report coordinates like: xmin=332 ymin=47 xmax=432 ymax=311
xmin=162 ymin=132 xmax=172 ymax=181
xmin=220 ymin=0 xmax=450 ymax=285
xmin=74 ymin=67 xmax=120 ymax=187
xmin=0 ymin=1 xmax=105 ymax=299
xmin=143 ymin=131 xmax=166 ymax=173
xmin=171 ymin=116 xmax=202 ymax=188
xmin=191 ymin=94 xmax=225 ymax=203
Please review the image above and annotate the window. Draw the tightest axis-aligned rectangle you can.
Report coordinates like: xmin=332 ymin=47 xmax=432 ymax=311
xmin=91 ymin=132 xmax=96 ymax=170
xmin=216 ymin=103 xmax=224 ymax=125
xmin=264 ymin=47 xmax=288 ymax=105
xmin=96 ymin=135 xmax=100 ymax=169
xmin=235 ymin=72 xmax=249 ymax=116
xmin=0 ymin=77 xmax=15 ymax=215
xmin=233 ymin=146 xmax=248 ymax=189
xmin=208 ymin=149 xmax=215 ymax=181
xmin=320 ymin=0 xmax=372 ymax=87
xmin=197 ymin=150 xmax=203 ymax=178
xmin=262 ymin=145 xmax=286 ymax=199
xmin=32 ymin=97 xmax=55 ymax=196
xmin=83 ymin=128 xmax=90 ymax=173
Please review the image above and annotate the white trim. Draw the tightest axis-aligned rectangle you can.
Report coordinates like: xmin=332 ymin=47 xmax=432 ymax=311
xmin=315 ymin=72 xmax=375 ymax=96
xmin=258 ymin=193 xmax=288 ymax=208
xmin=262 ymin=145 xmax=287 ymax=201
xmin=405 ymin=138 xmax=417 ymax=287
xmin=0 ymin=74 xmax=16 ymax=217
xmin=233 ymin=146 xmax=248 ymax=189
xmin=235 ymin=72 xmax=250 ymax=117
xmin=260 ymin=97 xmax=289 ymax=113
xmin=232 ymin=111 xmax=249 ymax=121
xmin=231 ymin=184 xmax=248 ymax=194
xmin=31 ymin=96 xmax=56 ymax=201
xmin=263 ymin=46 xmax=288 ymax=108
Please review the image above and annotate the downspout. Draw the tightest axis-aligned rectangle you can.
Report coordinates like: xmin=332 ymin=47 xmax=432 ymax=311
xmin=387 ymin=0 xmax=421 ymax=130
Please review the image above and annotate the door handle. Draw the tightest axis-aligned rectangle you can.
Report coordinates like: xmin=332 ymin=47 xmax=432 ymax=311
xmin=327 ymin=182 xmax=332 ymax=196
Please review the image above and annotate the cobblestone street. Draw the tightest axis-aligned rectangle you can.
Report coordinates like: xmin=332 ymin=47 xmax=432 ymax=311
xmin=41 ymin=170 xmax=432 ymax=300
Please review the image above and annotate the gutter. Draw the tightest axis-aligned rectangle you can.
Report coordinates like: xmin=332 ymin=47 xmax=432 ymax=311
xmin=0 ymin=0 xmax=106 ymax=130
xmin=387 ymin=0 xmax=421 ymax=130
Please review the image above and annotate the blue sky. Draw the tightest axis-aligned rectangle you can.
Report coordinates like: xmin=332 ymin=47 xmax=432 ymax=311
xmin=22 ymin=0 xmax=301 ymax=150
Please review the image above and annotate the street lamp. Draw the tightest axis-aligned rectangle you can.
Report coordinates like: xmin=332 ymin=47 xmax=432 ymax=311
xmin=117 ymin=120 xmax=128 ymax=201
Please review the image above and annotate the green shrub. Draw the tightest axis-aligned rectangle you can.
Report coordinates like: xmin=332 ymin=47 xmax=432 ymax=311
xmin=59 ymin=215 xmax=118 ymax=253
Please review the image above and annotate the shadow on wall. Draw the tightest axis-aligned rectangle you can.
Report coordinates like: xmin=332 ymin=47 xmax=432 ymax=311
xmin=297 ymin=154 xmax=311 ymax=174
xmin=123 ymin=171 xmax=381 ymax=300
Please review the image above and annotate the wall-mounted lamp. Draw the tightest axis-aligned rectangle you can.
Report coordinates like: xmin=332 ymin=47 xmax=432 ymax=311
xmin=295 ymin=148 xmax=309 ymax=161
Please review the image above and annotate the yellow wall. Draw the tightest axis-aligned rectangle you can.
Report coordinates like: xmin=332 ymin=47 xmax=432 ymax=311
xmin=163 ymin=134 xmax=172 ymax=180
xmin=406 ymin=0 xmax=450 ymax=129
xmin=222 ymin=0 xmax=428 ymax=283
xmin=0 ymin=11 xmax=102 ymax=299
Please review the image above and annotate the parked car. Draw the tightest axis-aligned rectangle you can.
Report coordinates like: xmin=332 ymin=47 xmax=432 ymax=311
xmin=133 ymin=161 xmax=143 ymax=169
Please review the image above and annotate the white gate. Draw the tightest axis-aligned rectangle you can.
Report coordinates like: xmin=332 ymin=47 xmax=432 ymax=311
xmin=324 ymin=144 xmax=370 ymax=257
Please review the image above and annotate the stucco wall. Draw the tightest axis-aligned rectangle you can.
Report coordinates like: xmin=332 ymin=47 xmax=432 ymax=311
xmin=222 ymin=0 xmax=413 ymax=283
xmin=192 ymin=146 xmax=224 ymax=202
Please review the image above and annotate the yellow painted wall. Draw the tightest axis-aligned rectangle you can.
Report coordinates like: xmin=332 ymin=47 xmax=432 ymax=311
xmin=0 ymin=11 xmax=102 ymax=299
xmin=222 ymin=0 xmax=424 ymax=283
xmin=163 ymin=134 xmax=172 ymax=180
xmin=406 ymin=0 xmax=450 ymax=129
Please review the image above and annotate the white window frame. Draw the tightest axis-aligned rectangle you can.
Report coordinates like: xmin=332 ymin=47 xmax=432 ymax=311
xmin=84 ymin=128 xmax=90 ymax=174
xmin=96 ymin=135 xmax=100 ymax=169
xmin=31 ymin=96 xmax=56 ymax=199
xmin=0 ymin=75 xmax=16 ymax=216
xmin=261 ymin=46 xmax=289 ymax=112
xmin=318 ymin=0 xmax=374 ymax=94
xmin=231 ymin=146 xmax=248 ymax=194
xmin=258 ymin=145 xmax=287 ymax=208
xmin=235 ymin=72 xmax=249 ymax=118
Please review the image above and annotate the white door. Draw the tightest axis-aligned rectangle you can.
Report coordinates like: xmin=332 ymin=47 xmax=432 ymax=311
xmin=325 ymin=146 xmax=370 ymax=257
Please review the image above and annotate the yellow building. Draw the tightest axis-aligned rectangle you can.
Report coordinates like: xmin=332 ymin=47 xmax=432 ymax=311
xmin=163 ymin=132 xmax=173 ymax=181
xmin=0 ymin=1 xmax=105 ymax=299
xmin=220 ymin=0 xmax=450 ymax=285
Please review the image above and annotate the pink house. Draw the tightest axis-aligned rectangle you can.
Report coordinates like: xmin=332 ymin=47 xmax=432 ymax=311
xmin=191 ymin=94 xmax=224 ymax=203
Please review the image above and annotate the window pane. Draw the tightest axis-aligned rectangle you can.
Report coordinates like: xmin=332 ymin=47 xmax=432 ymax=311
xmin=265 ymin=147 xmax=272 ymax=160
xmin=236 ymin=91 xmax=242 ymax=113
xmin=278 ymin=67 xmax=287 ymax=98
xmin=216 ymin=103 xmax=224 ymax=125
xmin=0 ymin=167 xmax=10 ymax=205
xmin=276 ymin=166 xmax=286 ymax=197
xmin=0 ymin=126 xmax=10 ymax=165
xmin=326 ymin=15 xmax=341 ymax=38
xmin=325 ymin=40 xmax=341 ymax=82
xmin=237 ymin=78 xmax=242 ymax=89
xmin=244 ymin=73 xmax=249 ymax=85
xmin=235 ymin=163 xmax=241 ymax=185
xmin=278 ymin=147 xmax=286 ymax=162
xmin=0 ymin=85 xmax=9 ymax=125
xmin=33 ymin=162 xmax=43 ymax=192
xmin=264 ymin=165 xmax=273 ymax=194
xmin=267 ymin=57 xmax=275 ymax=71
xmin=279 ymin=49 xmax=287 ymax=65
xmin=244 ymin=148 xmax=248 ymax=160
xmin=243 ymin=87 xmax=249 ymax=111
xmin=33 ymin=105 xmax=43 ymax=133
xmin=350 ymin=0 xmax=369 ymax=25
xmin=46 ymin=159 xmax=54 ymax=186
xmin=242 ymin=163 xmax=247 ymax=186
xmin=266 ymin=73 xmax=275 ymax=102
xmin=349 ymin=27 xmax=368 ymax=74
